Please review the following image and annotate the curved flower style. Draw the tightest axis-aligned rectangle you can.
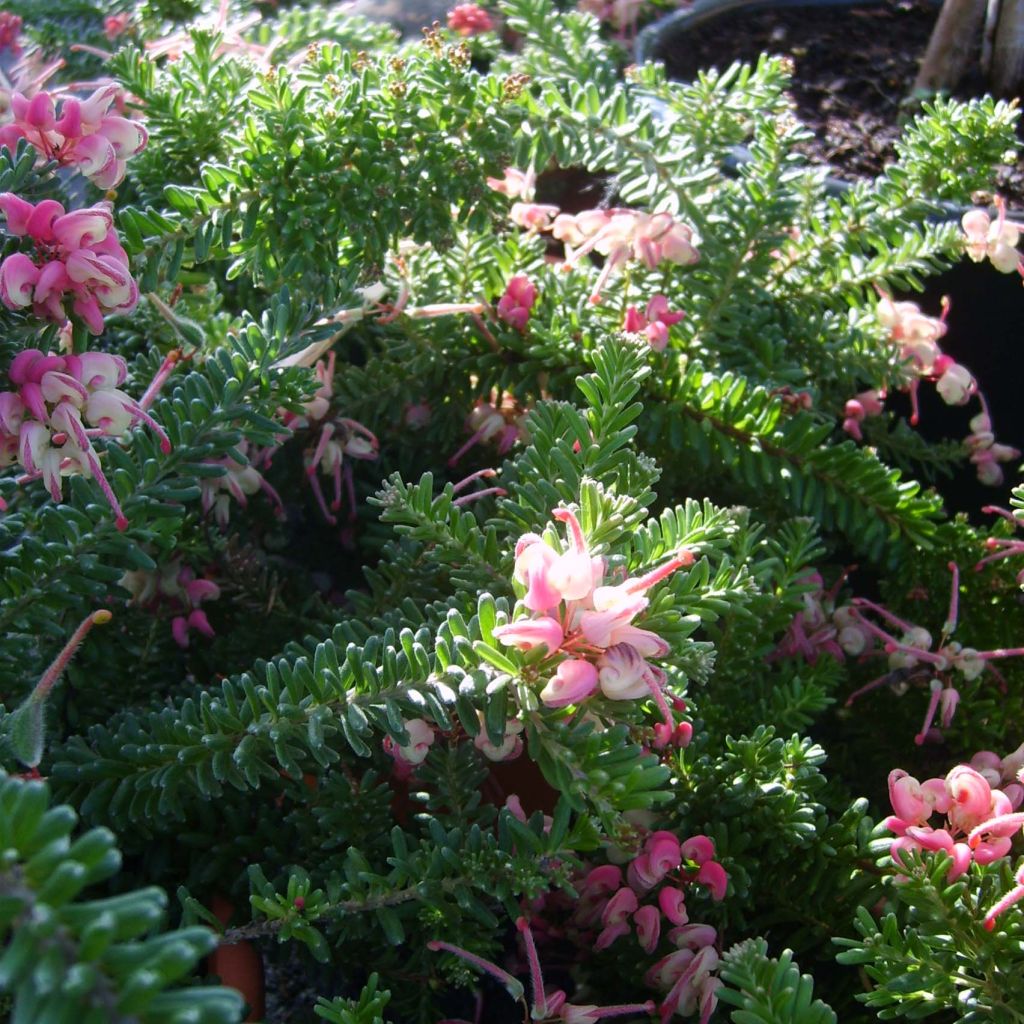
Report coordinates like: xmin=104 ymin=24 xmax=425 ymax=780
xmin=0 ymin=195 xmax=138 ymax=333
xmin=0 ymin=84 xmax=147 ymax=188
xmin=0 ymin=349 xmax=169 ymax=528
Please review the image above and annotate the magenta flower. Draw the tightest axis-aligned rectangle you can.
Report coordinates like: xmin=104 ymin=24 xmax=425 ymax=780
xmin=0 ymin=195 xmax=138 ymax=333
xmin=0 ymin=84 xmax=146 ymax=188
xmin=496 ymin=274 xmax=537 ymax=331
xmin=884 ymin=762 xmax=1023 ymax=881
xmin=595 ymin=886 xmax=639 ymax=950
xmin=658 ymin=886 xmax=688 ymax=926
xmin=633 ymin=904 xmax=661 ymax=953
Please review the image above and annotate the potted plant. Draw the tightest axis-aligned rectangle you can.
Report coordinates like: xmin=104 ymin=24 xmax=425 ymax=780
xmin=1 ymin=1 xmax=1023 ymax=1021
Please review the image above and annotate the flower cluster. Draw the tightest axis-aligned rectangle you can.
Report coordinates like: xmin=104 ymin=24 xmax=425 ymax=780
xmin=0 ymin=12 xmax=23 ymax=55
xmin=446 ymin=3 xmax=495 ymax=35
xmin=576 ymin=834 xmax=726 ymax=955
xmin=494 ymin=507 xmax=693 ymax=742
xmin=555 ymin=208 xmax=700 ymax=304
xmin=644 ymin=925 xmax=722 ymax=1024
xmin=0 ymin=195 xmax=139 ymax=334
xmin=484 ymin=167 xmax=700 ymax=306
xmin=622 ymin=295 xmax=685 ymax=352
xmin=200 ymin=440 xmax=284 ymax=527
xmin=497 ymin=274 xmax=537 ymax=331
xmin=252 ymin=352 xmax=380 ymax=528
xmin=864 ymin=293 xmax=1019 ymax=484
xmin=0 ymin=348 xmax=169 ymax=528
xmin=961 ymin=199 xmax=1024 ymax=278
xmin=885 ymin=761 xmax=1024 ymax=882
xmin=120 ymin=560 xmax=221 ymax=648
xmin=773 ymin=565 xmax=1024 ymax=744
xmin=448 ymin=389 xmax=529 ymax=467
xmin=976 ymin=504 xmax=1024 ymax=583
xmin=302 ymin=417 xmax=379 ymax=526
xmin=0 ymin=84 xmax=147 ymax=189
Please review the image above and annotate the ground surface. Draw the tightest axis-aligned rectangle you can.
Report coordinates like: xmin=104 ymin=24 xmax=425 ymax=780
xmin=655 ymin=0 xmax=1024 ymax=205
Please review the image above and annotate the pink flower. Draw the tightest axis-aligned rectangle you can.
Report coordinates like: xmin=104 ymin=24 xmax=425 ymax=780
xmin=514 ymin=534 xmax=562 ymax=613
xmin=493 ymin=615 xmax=563 ymax=653
xmin=447 ymin=3 xmax=495 ymax=35
xmin=548 ymin=506 xmax=604 ymax=602
xmin=0 ymin=347 xmax=169 ymax=527
xmin=962 ymin=201 xmax=1023 ymax=275
xmin=1 ymin=85 xmax=147 ymax=188
xmin=935 ymin=362 xmax=974 ymax=406
xmin=104 ymin=13 xmax=132 ymax=40
xmin=557 ymin=208 xmax=699 ymax=304
xmin=510 ymin=202 xmax=560 ymax=232
xmin=486 ymin=166 xmax=535 ymax=200
xmin=630 ymin=831 xmax=681 ymax=890
xmin=0 ymin=252 xmax=39 ymax=307
xmin=621 ymin=294 xmax=685 ymax=351
xmin=946 ymin=765 xmax=994 ymax=833
xmin=496 ymin=274 xmax=537 ymax=331
xmin=633 ymin=904 xmax=661 ymax=953
xmin=658 ymin=886 xmax=688 ymax=926
xmin=383 ymin=718 xmax=435 ymax=769
xmin=200 ymin=440 xmax=284 ymax=526
xmin=0 ymin=12 xmax=22 ymax=55
xmin=0 ymin=196 xmax=138 ymax=333
xmin=540 ymin=658 xmax=599 ymax=707
xmin=842 ymin=389 xmax=885 ymax=441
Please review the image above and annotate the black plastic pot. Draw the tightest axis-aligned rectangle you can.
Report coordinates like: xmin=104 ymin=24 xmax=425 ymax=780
xmin=633 ymin=0 xmax=970 ymax=217
xmin=634 ymin=0 xmax=1024 ymax=514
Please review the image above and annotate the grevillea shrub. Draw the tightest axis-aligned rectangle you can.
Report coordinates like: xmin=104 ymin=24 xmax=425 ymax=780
xmin=1 ymin=1 xmax=1024 ymax=1023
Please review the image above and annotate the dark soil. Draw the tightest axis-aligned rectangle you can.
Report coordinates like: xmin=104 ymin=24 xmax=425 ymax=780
xmin=656 ymin=0 xmax=1024 ymax=205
